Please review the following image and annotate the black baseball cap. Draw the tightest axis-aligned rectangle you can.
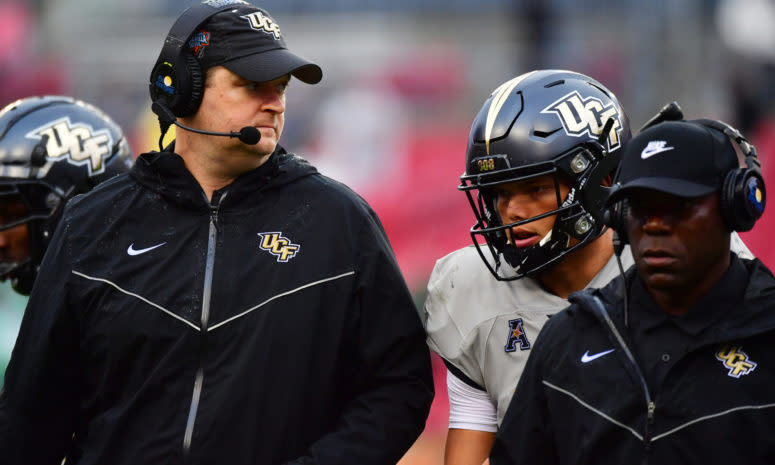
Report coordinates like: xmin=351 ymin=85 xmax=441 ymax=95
xmin=607 ymin=120 xmax=739 ymax=203
xmin=188 ymin=4 xmax=322 ymax=84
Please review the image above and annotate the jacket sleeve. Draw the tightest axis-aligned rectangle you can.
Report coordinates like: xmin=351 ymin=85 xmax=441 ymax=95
xmin=490 ymin=315 xmax=559 ymax=465
xmin=0 ymin=212 xmax=79 ymax=464
xmin=285 ymin=207 xmax=434 ymax=465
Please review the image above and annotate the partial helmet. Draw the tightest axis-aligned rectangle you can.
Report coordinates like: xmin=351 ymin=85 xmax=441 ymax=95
xmin=0 ymin=95 xmax=133 ymax=294
xmin=459 ymin=70 xmax=631 ymax=280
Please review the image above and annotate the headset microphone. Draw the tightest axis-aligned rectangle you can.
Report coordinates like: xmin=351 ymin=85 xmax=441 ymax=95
xmin=151 ymin=101 xmax=261 ymax=149
xmin=171 ymin=119 xmax=261 ymax=145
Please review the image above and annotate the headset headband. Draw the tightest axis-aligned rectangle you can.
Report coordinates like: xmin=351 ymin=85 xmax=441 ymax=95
xmin=155 ymin=2 xmax=240 ymax=68
xmin=691 ymin=118 xmax=760 ymax=175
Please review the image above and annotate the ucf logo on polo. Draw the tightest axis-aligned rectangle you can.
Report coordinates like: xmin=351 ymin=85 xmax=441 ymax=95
xmin=715 ymin=345 xmax=757 ymax=378
xmin=541 ymin=90 xmax=623 ymax=151
xmin=25 ymin=117 xmax=112 ymax=175
xmin=242 ymin=11 xmax=281 ymax=39
xmin=258 ymin=232 xmax=300 ymax=262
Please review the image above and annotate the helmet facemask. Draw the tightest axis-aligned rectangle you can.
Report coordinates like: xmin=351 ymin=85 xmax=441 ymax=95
xmin=460 ymin=142 xmax=618 ymax=280
xmin=0 ymin=180 xmax=67 ymax=294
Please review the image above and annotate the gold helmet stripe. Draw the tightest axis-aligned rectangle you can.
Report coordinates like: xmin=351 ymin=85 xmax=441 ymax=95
xmin=485 ymin=71 xmax=535 ymax=154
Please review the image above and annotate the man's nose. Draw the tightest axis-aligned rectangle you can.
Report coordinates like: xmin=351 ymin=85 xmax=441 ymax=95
xmin=502 ymin=194 xmax=531 ymax=222
xmin=261 ymin=90 xmax=285 ymax=113
xmin=641 ymin=210 xmax=673 ymax=233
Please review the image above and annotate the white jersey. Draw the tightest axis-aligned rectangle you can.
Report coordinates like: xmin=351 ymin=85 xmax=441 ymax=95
xmin=421 ymin=235 xmax=753 ymax=429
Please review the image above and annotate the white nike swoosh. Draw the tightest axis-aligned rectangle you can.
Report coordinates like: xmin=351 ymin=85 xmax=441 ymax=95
xmin=127 ymin=242 xmax=167 ymax=256
xmin=581 ymin=348 xmax=615 ymax=363
xmin=641 ymin=147 xmax=674 ymax=159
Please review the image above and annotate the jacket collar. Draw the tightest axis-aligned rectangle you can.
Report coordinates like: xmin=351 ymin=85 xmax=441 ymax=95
xmin=571 ymin=257 xmax=775 ymax=342
xmin=130 ymin=144 xmax=317 ymax=210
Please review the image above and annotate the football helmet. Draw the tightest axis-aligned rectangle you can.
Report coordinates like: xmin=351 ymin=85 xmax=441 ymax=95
xmin=0 ymin=96 xmax=133 ymax=294
xmin=459 ymin=70 xmax=631 ymax=280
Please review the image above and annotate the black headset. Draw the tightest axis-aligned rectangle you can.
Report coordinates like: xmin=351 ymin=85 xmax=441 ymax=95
xmin=605 ymin=102 xmax=766 ymax=247
xmin=149 ymin=1 xmax=245 ymax=118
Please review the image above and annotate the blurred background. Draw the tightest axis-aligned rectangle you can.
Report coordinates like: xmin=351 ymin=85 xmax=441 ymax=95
xmin=1 ymin=0 xmax=774 ymax=462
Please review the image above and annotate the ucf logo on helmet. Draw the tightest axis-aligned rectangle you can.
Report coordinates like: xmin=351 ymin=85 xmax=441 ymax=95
xmin=541 ymin=90 xmax=623 ymax=151
xmin=25 ymin=117 xmax=113 ymax=175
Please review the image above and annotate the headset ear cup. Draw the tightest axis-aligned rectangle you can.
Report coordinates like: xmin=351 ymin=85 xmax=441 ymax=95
xmin=720 ymin=168 xmax=765 ymax=232
xmin=720 ymin=169 xmax=740 ymax=231
xmin=734 ymin=171 xmax=766 ymax=232
xmin=175 ymin=54 xmax=205 ymax=117
xmin=604 ymin=200 xmax=629 ymax=245
xmin=149 ymin=51 xmax=201 ymax=118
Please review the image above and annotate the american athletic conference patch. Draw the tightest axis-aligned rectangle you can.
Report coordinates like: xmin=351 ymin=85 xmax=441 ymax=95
xmin=189 ymin=30 xmax=210 ymax=58
xmin=505 ymin=318 xmax=531 ymax=352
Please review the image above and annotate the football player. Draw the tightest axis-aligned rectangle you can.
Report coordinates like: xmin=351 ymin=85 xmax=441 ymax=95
xmin=420 ymin=70 xmax=753 ymax=465
xmin=0 ymin=95 xmax=132 ymax=295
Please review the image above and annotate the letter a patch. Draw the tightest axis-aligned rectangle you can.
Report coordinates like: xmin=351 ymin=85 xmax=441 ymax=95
xmin=505 ymin=318 xmax=531 ymax=352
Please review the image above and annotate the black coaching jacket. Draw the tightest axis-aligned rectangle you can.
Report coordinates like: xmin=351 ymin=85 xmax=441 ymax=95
xmin=0 ymin=148 xmax=433 ymax=465
xmin=491 ymin=258 xmax=775 ymax=465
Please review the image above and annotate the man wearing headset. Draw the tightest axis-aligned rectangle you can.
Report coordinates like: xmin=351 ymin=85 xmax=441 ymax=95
xmin=421 ymin=72 xmax=754 ymax=465
xmin=0 ymin=2 xmax=433 ymax=464
xmin=490 ymin=119 xmax=775 ymax=464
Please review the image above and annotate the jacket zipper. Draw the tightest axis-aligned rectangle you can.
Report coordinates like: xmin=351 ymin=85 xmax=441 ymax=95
xmin=592 ymin=297 xmax=655 ymax=453
xmin=182 ymin=192 xmax=227 ymax=456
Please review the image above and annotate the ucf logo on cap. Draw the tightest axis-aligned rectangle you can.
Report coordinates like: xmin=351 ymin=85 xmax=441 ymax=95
xmin=25 ymin=117 xmax=113 ymax=176
xmin=242 ymin=11 xmax=281 ymax=39
xmin=541 ymin=90 xmax=623 ymax=151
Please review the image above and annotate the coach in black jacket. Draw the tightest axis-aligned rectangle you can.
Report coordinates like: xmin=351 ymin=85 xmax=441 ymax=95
xmin=0 ymin=3 xmax=433 ymax=464
xmin=491 ymin=119 xmax=774 ymax=464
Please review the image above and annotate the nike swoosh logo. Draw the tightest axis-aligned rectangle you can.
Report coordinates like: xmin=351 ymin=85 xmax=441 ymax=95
xmin=127 ymin=242 xmax=167 ymax=256
xmin=641 ymin=146 xmax=674 ymax=159
xmin=581 ymin=348 xmax=615 ymax=363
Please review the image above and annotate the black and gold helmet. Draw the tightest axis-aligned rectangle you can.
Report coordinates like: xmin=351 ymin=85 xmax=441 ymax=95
xmin=459 ymin=70 xmax=631 ymax=280
xmin=0 ymin=96 xmax=133 ymax=294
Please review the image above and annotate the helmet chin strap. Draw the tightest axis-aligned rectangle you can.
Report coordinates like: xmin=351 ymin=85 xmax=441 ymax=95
xmin=538 ymin=229 xmax=553 ymax=246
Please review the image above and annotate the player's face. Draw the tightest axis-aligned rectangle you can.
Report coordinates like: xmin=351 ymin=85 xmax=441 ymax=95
xmin=188 ymin=66 xmax=288 ymax=166
xmin=494 ymin=174 xmax=571 ymax=248
xmin=0 ymin=197 xmax=30 ymax=279
xmin=627 ymin=190 xmax=730 ymax=293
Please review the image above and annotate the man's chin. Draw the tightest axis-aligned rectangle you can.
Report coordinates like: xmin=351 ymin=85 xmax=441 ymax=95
xmin=640 ymin=271 xmax=684 ymax=292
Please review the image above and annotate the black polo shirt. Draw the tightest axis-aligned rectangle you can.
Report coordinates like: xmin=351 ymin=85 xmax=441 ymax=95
xmin=626 ymin=253 xmax=749 ymax=394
